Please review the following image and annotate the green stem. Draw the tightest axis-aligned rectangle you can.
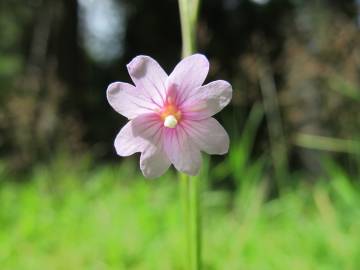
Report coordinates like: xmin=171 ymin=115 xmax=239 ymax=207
xmin=180 ymin=173 xmax=201 ymax=270
xmin=178 ymin=0 xmax=202 ymax=269
xmin=191 ymin=174 xmax=201 ymax=270
xmin=178 ymin=0 xmax=200 ymax=57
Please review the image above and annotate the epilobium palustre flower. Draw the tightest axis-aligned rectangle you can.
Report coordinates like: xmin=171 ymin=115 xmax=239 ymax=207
xmin=107 ymin=54 xmax=232 ymax=178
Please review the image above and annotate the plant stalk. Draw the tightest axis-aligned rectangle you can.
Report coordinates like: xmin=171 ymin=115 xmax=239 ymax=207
xmin=178 ymin=0 xmax=200 ymax=57
xmin=178 ymin=0 xmax=202 ymax=269
xmin=180 ymin=173 xmax=201 ymax=270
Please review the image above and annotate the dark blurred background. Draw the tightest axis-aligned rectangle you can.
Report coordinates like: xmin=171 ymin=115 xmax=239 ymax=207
xmin=1 ymin=0 xmax=359 ymax=179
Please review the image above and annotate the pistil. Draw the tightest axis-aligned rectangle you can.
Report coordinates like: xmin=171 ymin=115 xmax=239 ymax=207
xmin=164 ymin=115 xmax=178 ymax=128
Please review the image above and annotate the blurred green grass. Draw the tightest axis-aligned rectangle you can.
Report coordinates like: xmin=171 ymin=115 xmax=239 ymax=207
xmin=0 ymin=156 xmax=360 ymax=270
xmin=1 ymin=103 xmax=360 ymax=269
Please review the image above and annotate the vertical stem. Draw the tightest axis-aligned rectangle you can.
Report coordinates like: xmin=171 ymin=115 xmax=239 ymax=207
xmin=180 ymin=173 xmax=191 ymax=268
xmin=190 ymin=174 xmax=201 ymax=270
xmin=180 ymin=173 xmax=201 ymax=270
xmin=178 ymin=0 xmax=200 ymax=57
xmin=178 ymin=0 xmax=202 ymax=269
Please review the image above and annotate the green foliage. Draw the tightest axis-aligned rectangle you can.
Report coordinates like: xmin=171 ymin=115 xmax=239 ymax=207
xmin=0 ymin=156 xmax=360 ymax=269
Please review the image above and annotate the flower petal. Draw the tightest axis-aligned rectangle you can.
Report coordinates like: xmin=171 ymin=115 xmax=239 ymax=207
xmin=127 ymin=55 xmax=168 ymax=106
xmin=164 ymin=126 xmax=202 ymax=175
xmin=114 ymin=113 xmax=162 ymax=156
xmin=182 ymin=118 xmax=230 ymax=155
xmin=130 ymin=113 xmax=163 ymax=143
xmin=107 ymin=82 xmax=158 ymax=119
xmin=140 ymin=142 xmax=171 ymax=179
xmin=167 ymin=54 xmax=209 ymax=104
xmin=114 ymin=121 xmax=147 ymax=156
xmin=181 ymin=80 xmax=232 ymax=120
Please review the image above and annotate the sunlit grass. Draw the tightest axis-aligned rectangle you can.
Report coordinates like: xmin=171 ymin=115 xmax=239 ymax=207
xmin=0 ymin=156 xmax=359 ymax=270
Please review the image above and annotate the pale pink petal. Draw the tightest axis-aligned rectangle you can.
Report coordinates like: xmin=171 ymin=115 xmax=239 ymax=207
xmin=114 ymin=113 xmax=162 ymax=156
xmin=140 ymin=141 xmax=171 ymax=178
xmin=167 ymin=54 xmax=209 ymax=104
xmin=107 ymin=82 xmax=159 ymax=119
xmin=127 ymin=55 xmax=168 ymax=106
xmin=181 ymin=80 xmax=232 ymax=120
xmin=114 ymin=121 xmax=147 ymax=156
xmin=182 ymin=118 xmax=229 ymax=155
xmin=164 ymin=126 xmax=202 ymax=175
xmin=130 ymin=113 xmax=163 ymax=142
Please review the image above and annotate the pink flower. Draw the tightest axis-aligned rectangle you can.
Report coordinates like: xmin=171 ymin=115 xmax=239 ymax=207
xmin=107 ymin=54 xmax=232 ymax=178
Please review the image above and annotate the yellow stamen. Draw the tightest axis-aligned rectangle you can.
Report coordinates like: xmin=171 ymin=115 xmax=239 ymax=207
xmin=160 ymin=102 xmax=182 ymax=122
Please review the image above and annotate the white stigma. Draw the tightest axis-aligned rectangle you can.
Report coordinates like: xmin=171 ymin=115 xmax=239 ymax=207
xmin=164 ymin=115 xmax=178 ymax=128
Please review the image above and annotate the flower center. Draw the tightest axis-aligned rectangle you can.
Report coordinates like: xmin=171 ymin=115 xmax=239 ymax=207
xmin=164 ymin=115 xmax=178 ymax=128
xmin=160 ymin=97 xmax=181 ymax=128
